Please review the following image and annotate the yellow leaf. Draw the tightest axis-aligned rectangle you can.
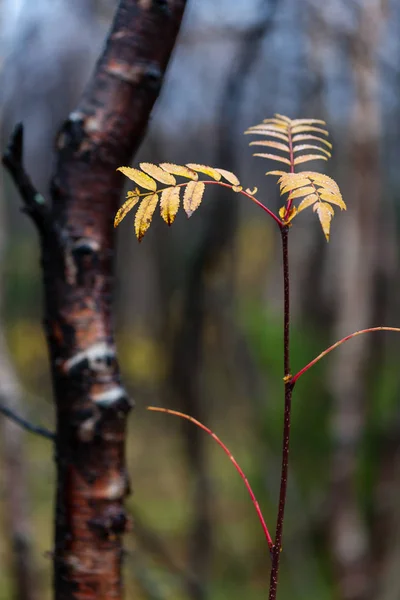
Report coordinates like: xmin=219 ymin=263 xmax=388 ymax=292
xmin=253 ymin=153 xmax=291 ymax=165
xmin=297 ymin=194 xmax=318 ymax=213
xmin=215 ymin=168 xmax=240 ymax=186
xmin=140 ymin=163 xmax=176 ymax=185
xmin=279 ymin=175 xmax=311 ymax=194
xmin=291 ymin=134 xmax=332 ymax=148
xmin=245 ymin=187 xmax=258 ymax=195
xmin=249 ymin=140 xmax=290 ymax=152
xmin=186 ymin=164 xmax=222 ymax=180
xmin=272 ymin=114 xmax=292 ymax=124
xmin=279 ymin=205 xmax=297 ymax=223
xmin=292 ymin=118 xmax=326 ymax=126
xmin=304 ymin=172 xmax=340 ymax=194
xmin=262 ymin=117 xmax=290 ymax=127
xmin=159 ymin=163 xmax=198 ymax=180
xmin=266 ymin=170 xmax=286 ymax=176
xmin=313 ymin=202 xmax=333 ymax=241
xmin=291 ymin=125 xmax=329 ymax=136
xmin=288 ymin=186 xmax=315 ymax=200
xmin=114 ymin=194 xmax=140 ymax=227
xmin=293 ymin=144 xmax=331 ymax=157
xmin=245 ymin=129 xmax=289 ymax=142
xmin=183 ymin=181 xmax=205 ymax=217
xmin=117 ymin=166 xmax=157 ymax=191
xmin=294 ymin=154 xmax=328 ymax=166
xmin=160 ymin=186 xmax=181 ymax=225
xmin=135 ymin=193 xmax=158 ymax=241
xmin=318 ymin=190 xmax=346 ymax=209
xmin=232 ymin=185 xmax=243 ymax=192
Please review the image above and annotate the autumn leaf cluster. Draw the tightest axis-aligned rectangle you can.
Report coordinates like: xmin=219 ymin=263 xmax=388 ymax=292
xmin=115 ymin=114 xmax=346 ymax=242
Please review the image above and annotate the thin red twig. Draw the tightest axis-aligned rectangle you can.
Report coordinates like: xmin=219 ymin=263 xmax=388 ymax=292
xmin=147 ymin=406 xmax=274 ymax=550
xmin=291 ymin=326 xmax=400 ymax=385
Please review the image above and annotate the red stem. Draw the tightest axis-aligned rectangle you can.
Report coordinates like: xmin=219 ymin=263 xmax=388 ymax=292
xmin=269 ymin=226 xmax=293 ymax=600
xmin=147 ymin=406 xmax=274 ymax=550
xmin=283 ymin=124 xmax=295 ymax=220
xmin=291 ymin=326 xmax=400 ymax=385
xmin=202 ymin=180 xmax=283 ymax=227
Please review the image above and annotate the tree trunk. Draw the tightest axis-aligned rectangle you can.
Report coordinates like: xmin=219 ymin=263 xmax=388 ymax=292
xmin=2 ymin=1 xmax=187 ymax=599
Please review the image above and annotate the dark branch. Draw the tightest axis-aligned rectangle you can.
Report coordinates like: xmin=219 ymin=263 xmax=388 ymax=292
xmin=2 ymin=124 xmax=53 ymax=238
xmin=0 ymin=400 xmax=54 ymax=440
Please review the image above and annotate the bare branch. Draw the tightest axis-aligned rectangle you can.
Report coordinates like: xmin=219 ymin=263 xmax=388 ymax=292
xmin=0 ymin=399 xmax=54 ymax=440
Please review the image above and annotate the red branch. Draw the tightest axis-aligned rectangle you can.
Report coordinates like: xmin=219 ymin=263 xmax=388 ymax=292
xmin=147 ymin=406 xmax=274 ymax=551
xmin=291 ymin=327 xmax=400 ymax=384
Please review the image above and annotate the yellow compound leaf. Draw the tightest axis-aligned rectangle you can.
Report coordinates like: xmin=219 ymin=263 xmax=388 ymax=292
xmin=160 ymin=186 xmax=181 ymax=225
xmin=183 ymin=181 xmax=205 ymax=217
xmin=186 ymin=164 xmax=222 ymax=181
xmin=253 ymin=153 xmax=291 ymax=165
xmin=159 ymin=163 xmax=198 ymax=180
xmin=135 ymin=193 xmax=158 ymax=241
xmin=297 ymin=194 xmax=318 ymax=213
xmin=288 ymin=186 xmax=315 ymax=200
xmin=313 ymin=201 xmax=334 ymax=241
xmin=291 ymin=134 xmax=332 ymax=148
xmin=249 ymin=140 xmax=290 ymax=152
xmin=140 ymin=163 xmax=176 ymax=185
xmin=215 ymin=168 xmax=240 ymax=186
xmin=114 ymin=193 xmax=140 ymax=227
xmin=293 ymin=144 xmax=331 ymax=157
xmin=318 ymin=190 xmax=346 ymax=209
xmin=291 ymin=125 xmax=329 ymax=136
xmin=294 ymin=154 xmax=328 ymax=166
xmin=117 ymin=166 xmax=157 ymax=191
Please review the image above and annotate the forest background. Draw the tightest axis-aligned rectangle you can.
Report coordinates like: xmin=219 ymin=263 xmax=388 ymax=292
xmin=1 ymin=1 xmax=399 ymax=600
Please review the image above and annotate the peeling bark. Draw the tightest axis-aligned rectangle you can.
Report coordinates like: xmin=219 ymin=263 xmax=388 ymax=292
xmin=2 ymin=1 xmax=187 ymax=599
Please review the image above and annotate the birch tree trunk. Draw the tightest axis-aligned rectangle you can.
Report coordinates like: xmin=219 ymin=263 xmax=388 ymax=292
xmin=2 ymin=1 xmax=187 ymax=598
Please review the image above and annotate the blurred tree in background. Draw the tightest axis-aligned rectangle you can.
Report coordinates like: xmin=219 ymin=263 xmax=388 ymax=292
xmin=1 ymin=1 xmax=400 ymax=600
